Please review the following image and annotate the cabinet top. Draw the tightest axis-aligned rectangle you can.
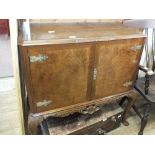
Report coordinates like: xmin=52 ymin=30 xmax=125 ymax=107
xmin=18 ymin=22 xmax=146 ymax=46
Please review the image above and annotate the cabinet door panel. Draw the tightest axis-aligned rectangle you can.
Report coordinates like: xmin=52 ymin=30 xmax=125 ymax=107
xmin=28 ymin=43 xmax=93 ymax=113
xmin=94 ymin=38 xmax=144 ymax=99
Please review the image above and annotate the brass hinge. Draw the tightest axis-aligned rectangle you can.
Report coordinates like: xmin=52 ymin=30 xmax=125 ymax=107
xmin=30 ymin=54 xmax=48 ymax=63
xmin=131 ymin=45 xmax=142 ymax=52
xmin=36 ymin=100 xmax=52 ymax=107
xmin=123 ymin=81 xmax=133 ymax=87
xmin=93 ymin=68 xmax=97 ymax=80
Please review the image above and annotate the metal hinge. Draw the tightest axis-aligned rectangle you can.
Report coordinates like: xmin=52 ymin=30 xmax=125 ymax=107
xmin=123 ymin=81 xmax=133 ymax=87
xmin=131 ymin=45 xmax=142 ymax=52
xmin=30 ymin=54 xmax=48 ymax=63
xmin=93 ymin=68 xmax=97 ymax=80
xmin=36 ymin=100 xmax=52 ymax=107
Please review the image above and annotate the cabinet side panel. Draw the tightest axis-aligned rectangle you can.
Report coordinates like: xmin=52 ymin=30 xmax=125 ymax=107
xmin=18 ymin=46 xmax=36 ymax=112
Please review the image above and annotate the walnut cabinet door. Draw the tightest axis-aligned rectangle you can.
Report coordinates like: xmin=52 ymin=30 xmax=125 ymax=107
xmin=26 ymin=43 xmax=94 ymax=113
xmin=93 ymin=38 xmax=145 ymax=99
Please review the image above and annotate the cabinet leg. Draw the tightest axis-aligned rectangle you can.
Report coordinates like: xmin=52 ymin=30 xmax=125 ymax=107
xmin=28 ymin=114 xmax=44 ymax=135
xmin=138 ymin=103 xmax=151 ymax=135
xmin=39 ymin=119 xmax=50 ymax=135
xmin=121 ymin=92 xmax=137 ymax=126
xmin=119 ymin=96 xmax=128 ymax=107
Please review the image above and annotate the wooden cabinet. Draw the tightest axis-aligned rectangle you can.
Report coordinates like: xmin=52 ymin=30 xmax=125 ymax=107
xmin=18 ymin=22 xmax=146 ymax=134
xmin=19 ymin=39 xmax=144 ymax=113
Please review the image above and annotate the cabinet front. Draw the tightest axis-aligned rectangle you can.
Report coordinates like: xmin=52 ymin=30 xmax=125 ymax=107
xmin=23 ymin=38 xmax=145 ymax=113
xmin=94 ymin=38 xmax=145 ymax=99
xmin=27 ymin=43 xmax=93 ymax=113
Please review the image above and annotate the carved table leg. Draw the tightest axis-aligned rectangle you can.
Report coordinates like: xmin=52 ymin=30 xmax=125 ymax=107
xmin=121 ymin=92 xmax=137 ymax=126
xmin=28 ymin=113 xmax=44 ymax=135
xmin=138 ymin=103 xmax=151 ymax=135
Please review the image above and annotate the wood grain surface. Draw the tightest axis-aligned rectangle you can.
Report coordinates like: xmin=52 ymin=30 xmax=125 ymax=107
xmin=28 ymin=43 xmax=93 ymax=113
xmin=18 ymin=23 xmax=146 ymax=115
xmin=94 ymin=38 xmax=145 ymax=99
xmin=18 ymin=23 xmax=145 ymax=46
